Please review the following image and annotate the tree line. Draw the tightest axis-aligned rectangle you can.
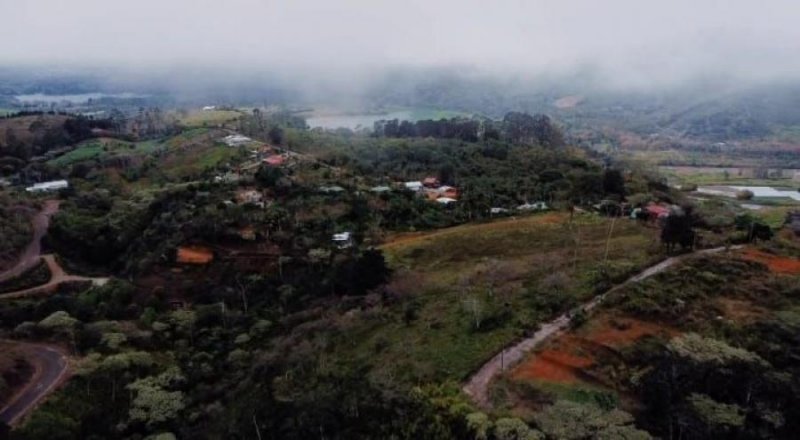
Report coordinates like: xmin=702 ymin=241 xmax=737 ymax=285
xmin=372 ymin=112 xmax=565 ymax=147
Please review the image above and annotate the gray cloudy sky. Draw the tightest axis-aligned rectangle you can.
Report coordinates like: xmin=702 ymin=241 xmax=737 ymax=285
xmin=2 ymin=0 xmax=800 ymax=83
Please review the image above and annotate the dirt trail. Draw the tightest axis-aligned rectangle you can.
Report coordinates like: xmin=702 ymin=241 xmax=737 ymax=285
xmin=0 ymin=255 xmax=108 ymax=300
xmin=0 ymin=200 xmax=60 ymax=283
xmin=462 ymin=246 xmax=741 ymax=408
xmin=0 ymin=341 xmax=69 ymax=427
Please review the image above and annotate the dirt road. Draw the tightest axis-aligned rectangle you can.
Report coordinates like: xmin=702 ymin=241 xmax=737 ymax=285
xmin=0 ymin=255 xmax=108 ymax=300
xmin=0 ymin=200 xmax=60 ymax=284
xmin=0 ymin=343 xmax=68 ymax=427
xmin=462 ymin=246 xmax=740 ymax=408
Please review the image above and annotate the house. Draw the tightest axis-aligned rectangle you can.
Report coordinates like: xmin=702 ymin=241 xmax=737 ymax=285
xmin=26 ymin=180 xmax=69 ymax=193
xmin=517 ymin=201 xmax=548 ymax=211
xmin=490 ymin=207 xmax=510 ymax=215
xmin=263 ymin=154 xmax=286 ymax=166
xmin=319 ymin=185 xmax=345 ymax=193
xmin=236 ymin=189 xmax=264 ymax=205
xmin=644 ymin=203 xmax=671 ymax=221
xmin=203 ymin=106 xmax=217 ymax=111
xmin=436 ymin=197 xmax=457 ymax=205
xmin=222 ymin=134 xmax=252 ymax=147
xmin=404 ymin=181 xmax=424 ymax=192
xmin=370 ymin=186 xmax=391 ymax=193
xmin=332 ymin=232 xmax=353 ymax=249
xmin=423 ymin=176 xmax=440 ymax=188
xmin=438 ymin=186 xmax=459 ymax=199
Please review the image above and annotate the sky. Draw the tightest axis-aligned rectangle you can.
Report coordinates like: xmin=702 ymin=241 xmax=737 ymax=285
xmin=2 ymin=0 xmax=800 ymax=86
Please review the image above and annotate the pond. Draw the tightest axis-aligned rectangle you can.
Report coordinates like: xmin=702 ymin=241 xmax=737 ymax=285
xmin=697 ymin=185 xmax=800 ymax=201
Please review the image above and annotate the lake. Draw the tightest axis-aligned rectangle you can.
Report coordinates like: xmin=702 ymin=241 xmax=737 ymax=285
xmin=15 ymin=92 xmax=146 ymax=104
xmin=697 ymin=185 xmax=800 ymax=202
xmin=305 ymin=108 xmax=467 ymax=130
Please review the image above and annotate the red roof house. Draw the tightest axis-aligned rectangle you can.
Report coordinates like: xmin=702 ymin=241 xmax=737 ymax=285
xmin=263 ymin=155 xmax=286 ymax=166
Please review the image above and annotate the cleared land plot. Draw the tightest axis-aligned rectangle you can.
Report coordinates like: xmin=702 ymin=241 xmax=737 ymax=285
xmin=326 ymin=213 xmax=658 ymax=385
xmin=178 ymin=110 xmax=243 ymax=127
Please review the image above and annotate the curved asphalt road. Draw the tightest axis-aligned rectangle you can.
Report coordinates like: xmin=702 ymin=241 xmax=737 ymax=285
xmin=0 ymin=343 xmax=68 ymax=427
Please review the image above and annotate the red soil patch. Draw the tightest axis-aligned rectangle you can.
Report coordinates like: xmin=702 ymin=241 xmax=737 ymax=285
xmin=511 ymin=316 xmax=676 ymax=385
xmin=176 ymin=246 xmax=214 ymax=264
xmin=740 ymin=249 xmax=800 ymax=275
xmin=585 ymin=316 xmax=677 ymax=347
xmin=512 ymin=337 xmax=595 ymax=384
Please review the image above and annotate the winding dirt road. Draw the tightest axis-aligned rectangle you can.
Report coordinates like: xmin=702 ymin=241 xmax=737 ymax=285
xmin=0 ymin=343 xmax=69 ymax=427
xmin=0 ymin=254 xmax=109 ymax=300
xmin=463 ymin=246 xmax=741 ymax=408
xmin=0 ymin=200 xmax=60 ymax=284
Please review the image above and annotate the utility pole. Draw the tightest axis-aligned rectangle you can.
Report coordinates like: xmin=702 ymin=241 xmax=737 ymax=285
xmin=604 ymin=207 xmax=619 ymax=263
xmin=253 ymin=415 xmax=263 ymax=440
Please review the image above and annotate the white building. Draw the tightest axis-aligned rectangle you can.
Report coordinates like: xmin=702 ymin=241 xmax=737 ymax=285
xmin=222 ymin=134 xmax=252 ymax=147
xmin=26 ymin=180 xmax=69 ymax=192
xmin=203 ymin=106 xmax=217 ymax=111
xmin=404 ymin=181 xmax=424 ymax=192
xmin=436 ymin=197 xmax=457 ymax=205
xmin=517 ymin=201 xmax=549 ymax=211
xmin=332 ymin=232 xmax=353 ymax=249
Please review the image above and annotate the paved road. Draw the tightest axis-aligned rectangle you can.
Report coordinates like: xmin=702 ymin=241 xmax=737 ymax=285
xmin=0 ymin=254 xmax=109 ymax=300
xmin=462 ymin=246 xmax=741 ymax=408
xmin=0 ymin=200 xmax=60 ymax=284
xmin=0 ymin=343 xmax=68 ymax=427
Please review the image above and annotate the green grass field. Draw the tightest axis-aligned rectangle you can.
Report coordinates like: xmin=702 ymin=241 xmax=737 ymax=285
xmin=48 ymin=138 xmax=162 ymax=167
xmin=325 ymin=213 xmax=659 ymax=385
xmin=178 ymin=110 xmax=243 ymax=127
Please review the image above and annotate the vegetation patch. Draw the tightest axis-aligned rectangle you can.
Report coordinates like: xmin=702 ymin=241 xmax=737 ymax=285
xmin=0 ymin=259 xmax=51 ymax=294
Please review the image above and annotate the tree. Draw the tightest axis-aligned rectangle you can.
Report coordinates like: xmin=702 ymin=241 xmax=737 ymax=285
xmin=268 ymin=126 xmax=284 ymax=145
xmin=38 ymin=311 xmax=80 ymax=352
xmin=494 ymin=418 xmax=543 ymax=440
xmin=603 ymin=169 xmax=627 ymax=198
xmin=660 ymin=206 xmax=697 ymax=252
xmin=127 ymin=368 xmax=186 ymax=427
xmin=532 ymin=401 xmax=649 ymax=440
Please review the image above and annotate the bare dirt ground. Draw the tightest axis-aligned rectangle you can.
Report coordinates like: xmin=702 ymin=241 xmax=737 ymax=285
xmin=511 ymin=316 xmax=677 ymax=385
xmin=740 ymin=248 xmax=800 ymax=275
xmin=463 ymin=246 xmax=739 ymax=408
xmin=0 ymin=200 xmax=60 ymax=284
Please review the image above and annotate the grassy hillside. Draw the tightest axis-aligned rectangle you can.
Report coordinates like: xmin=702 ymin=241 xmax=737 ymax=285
xmin=308 ymin=213 xmax=658 ymax=384
xmin=47 ymin=138 xmax=160 ymax=167
xmin=177 ymin=109 xmax=243 ymax=128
